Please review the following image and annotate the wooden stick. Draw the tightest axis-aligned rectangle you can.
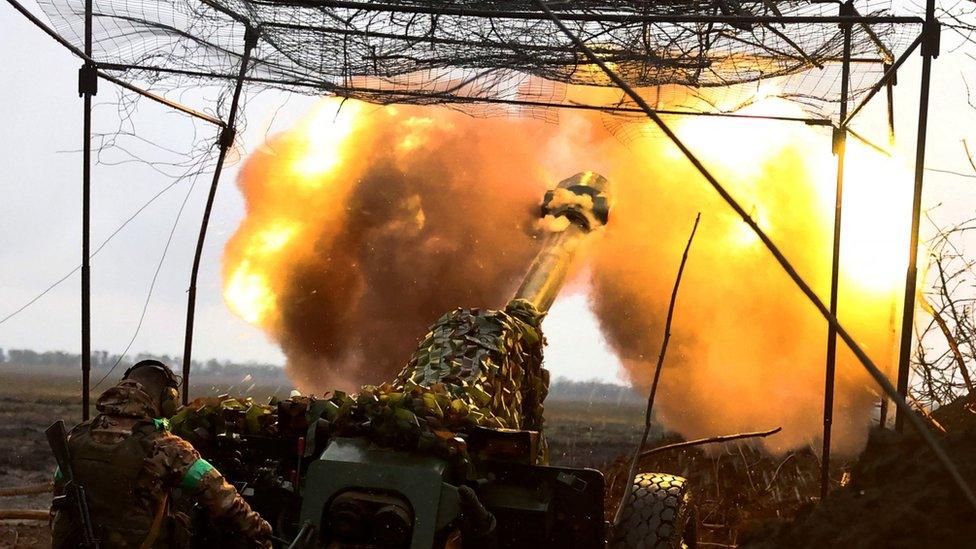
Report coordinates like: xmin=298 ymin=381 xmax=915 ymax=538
xmin=762 ymin=452 xmax=797 ymax=493
xmin=963 ymin=139 xmax=976 ymax=174
xmin=0 ymin=510 xmax=49 ymax=521
xmin=0 ymin=484 xmax=52 ymax=497
xmin=639 ymin=427 xmax=783 ymax=458
xmin=613 ymin=213 xmax=701 ymax=529
xmin=907 ymin=394 xmax=948 ymax=434
xmin=917 ymin=288 xmax=974 ymax=395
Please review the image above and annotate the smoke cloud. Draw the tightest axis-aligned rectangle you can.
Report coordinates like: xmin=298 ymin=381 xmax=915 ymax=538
xmin=226 ymin=94 xmax=910 ymax=454
xmin=226 ymin=101 xmax=552 ymax=391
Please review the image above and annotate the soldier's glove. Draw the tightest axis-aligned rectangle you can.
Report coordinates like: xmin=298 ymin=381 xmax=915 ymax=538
xmin=253 ymin=518 xmax=273 ymax=549
xmin=458 ymin=485 xmax=497 ymax=549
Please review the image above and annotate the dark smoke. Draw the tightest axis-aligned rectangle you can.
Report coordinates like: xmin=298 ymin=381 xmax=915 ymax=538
xmin=231 ymin=102 xmax=555 ymax=391
xmin=228 ymin=96 xmax=904 ymax=454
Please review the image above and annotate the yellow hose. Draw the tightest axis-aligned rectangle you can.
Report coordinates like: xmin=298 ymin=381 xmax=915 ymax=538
xmin=0 ymin=483 xmax=53 ymax=497
xmin=0 ymin=509 xmax=49 ymax=521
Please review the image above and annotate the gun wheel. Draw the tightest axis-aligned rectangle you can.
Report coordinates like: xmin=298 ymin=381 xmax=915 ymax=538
xmin=614 ymin=472 xmax=697 ymax=549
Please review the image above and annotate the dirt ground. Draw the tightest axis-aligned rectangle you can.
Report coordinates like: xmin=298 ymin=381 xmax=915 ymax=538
xmin=739 ymin=397 xmax=976 ymax=549
xmin=0 ymin=370 xmax=78 ymax=548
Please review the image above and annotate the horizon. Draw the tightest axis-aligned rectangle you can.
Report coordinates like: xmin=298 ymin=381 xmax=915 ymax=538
xmin=0 ymin=344 xmax=634 ymax=387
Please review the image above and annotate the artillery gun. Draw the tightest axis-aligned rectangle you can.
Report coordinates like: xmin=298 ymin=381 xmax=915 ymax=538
xmin=173 ymin=172 xmax=697 ymax=548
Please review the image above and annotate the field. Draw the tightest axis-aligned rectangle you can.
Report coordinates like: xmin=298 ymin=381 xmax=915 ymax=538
xmin=2 ymin=364 xmax=876 ymax=548
xmin=0 ymin=363 xmax=860 ymax=548
xmin=1 ymin=363 xmax=866 ymax=548
xmin=0 ymin=365 xmax=650 ymax=547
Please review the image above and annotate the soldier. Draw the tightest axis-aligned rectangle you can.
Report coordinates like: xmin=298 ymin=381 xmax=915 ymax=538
xmin=51 ymin=360 xmax=273 ymax=548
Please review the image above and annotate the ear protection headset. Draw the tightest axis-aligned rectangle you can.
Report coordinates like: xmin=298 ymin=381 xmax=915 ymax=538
xmin=123 ymin=359 xmax=181 ymax=417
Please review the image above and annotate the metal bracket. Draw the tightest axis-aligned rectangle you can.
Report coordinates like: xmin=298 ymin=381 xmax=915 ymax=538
xmin=838 ymin=1 xmax=855 ymax=21
xmin=214 ymin=26 xmax=253 ymax=150
xmin=218 ymin=126 xmax=237 ymax=150
xmin=921 ymin=19 xmax=941 ymax=58
xmin=882 ymin=62 xmax=897 ymax=86
xmin=244 ymin=25 xmax=260 ymax=50
xmin=78 ymin=64 xmax=98 ymax=97
xmin=831 ymin=126 xmax=846 ymax=156
xmin=716 ymin=0 xmax=753 ymax=31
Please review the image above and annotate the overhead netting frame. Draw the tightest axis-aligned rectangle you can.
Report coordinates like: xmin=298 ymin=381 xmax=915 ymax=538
xmin=22 ymin=0 xmax=974 ymax=510
xmin=34 ymin=0 xmax=923 ymax=124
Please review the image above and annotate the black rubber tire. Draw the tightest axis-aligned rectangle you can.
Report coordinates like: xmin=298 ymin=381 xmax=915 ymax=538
xmin=614 ymin=472 xmax=697 ymax=549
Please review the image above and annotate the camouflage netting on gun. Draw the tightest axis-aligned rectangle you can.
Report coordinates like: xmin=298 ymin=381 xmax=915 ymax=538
xmin=171 ymin=299 xmax=549 ymax=464
xmin=395 ymin=298 xmax=549 ymax=432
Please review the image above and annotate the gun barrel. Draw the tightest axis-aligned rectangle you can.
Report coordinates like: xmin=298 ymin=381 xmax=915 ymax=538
xmin=513 ymin=171 xmax=610 ymax=313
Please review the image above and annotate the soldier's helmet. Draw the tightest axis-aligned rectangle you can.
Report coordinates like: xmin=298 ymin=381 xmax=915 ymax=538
xmin=122 ymin=360 xmax=181 ymax=417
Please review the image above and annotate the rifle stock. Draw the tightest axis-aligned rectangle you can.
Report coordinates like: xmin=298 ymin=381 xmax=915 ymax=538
xmin=45 ymin=420 xmax=100 ymax=548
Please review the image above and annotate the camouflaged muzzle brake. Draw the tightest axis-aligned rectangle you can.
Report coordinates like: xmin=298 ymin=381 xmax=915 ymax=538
xmin=540 ymin=171 xmax=610 ymax=231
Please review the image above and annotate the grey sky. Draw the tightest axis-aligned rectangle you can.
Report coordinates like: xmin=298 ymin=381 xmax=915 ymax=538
xmin=1 ymin=0 xmax=974 ymax=385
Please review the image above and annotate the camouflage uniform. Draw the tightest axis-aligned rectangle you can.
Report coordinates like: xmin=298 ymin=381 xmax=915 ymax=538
xmin=52 ymin=380 xmax=272 ymax=548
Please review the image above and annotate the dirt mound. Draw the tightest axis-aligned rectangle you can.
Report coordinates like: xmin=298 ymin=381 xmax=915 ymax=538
xmin=741 ymin=398 xmax=976 ymax=549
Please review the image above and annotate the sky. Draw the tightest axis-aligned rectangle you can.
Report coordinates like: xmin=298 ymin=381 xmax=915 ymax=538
xmin=1 ymin=0 xmax=975 ymax=385
xmin=0 ymin=0 xmax=627 ymax=382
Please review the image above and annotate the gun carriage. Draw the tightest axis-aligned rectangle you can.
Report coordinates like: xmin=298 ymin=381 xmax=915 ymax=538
xmin=171 ymin=172 xmax=696 ymax=548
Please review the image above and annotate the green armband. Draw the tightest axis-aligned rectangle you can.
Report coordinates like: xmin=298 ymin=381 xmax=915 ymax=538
xmin=54 ymin=467 xmax=63 ymax=482
xmin=179 ymin=458 xmax=215 ymax=490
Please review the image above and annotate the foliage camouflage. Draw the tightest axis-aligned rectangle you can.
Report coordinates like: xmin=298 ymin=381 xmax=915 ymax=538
xmin=171 ymin=299 xmax=550 ymax=465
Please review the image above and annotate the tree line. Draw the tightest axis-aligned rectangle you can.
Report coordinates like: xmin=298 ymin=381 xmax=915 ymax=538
xmin=0 ymin=348 xmax=285 ymax=380
xmin=0 ymin=348 xmax=638 ymax=398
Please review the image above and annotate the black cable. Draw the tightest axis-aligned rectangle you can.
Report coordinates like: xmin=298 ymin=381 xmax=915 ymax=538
xmin=92 ymin=161 xmax=209 ymax=390
xmin=0 ymin=176 xmax=187 ymax=326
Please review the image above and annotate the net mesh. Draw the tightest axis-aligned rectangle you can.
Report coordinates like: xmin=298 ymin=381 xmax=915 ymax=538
xmin=35 ymin=0 xmax=920 ymax=123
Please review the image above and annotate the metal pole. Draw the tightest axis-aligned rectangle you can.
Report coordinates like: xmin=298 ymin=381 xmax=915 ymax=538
xmin=181 ymin=26 xmax=257 ymax=404
xmin=821 ymin=0 xmax=853 ymax=500
xmin=880 ymin=299 xmax=897 ymax=427
xmin=885 ymin=63 xmax=896 ymax=146
xmin=533 ymin=0 xmax=976 ymax=511
xmin=895 ymin=0 xmax=939 ymax=433
xmin=243 ymin=0 xmax=926 ymax=25
xmin=80 ymin=0 xmax=95 ymax=421
xmin=843 ymin=33 xmax=922 ymax=127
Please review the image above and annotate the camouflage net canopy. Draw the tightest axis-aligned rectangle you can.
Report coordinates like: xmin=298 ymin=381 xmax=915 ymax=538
xmin=172 ymin=299 xmax=548 ymax=465
xmin=37 ymin=0 xmax=920 ymax=120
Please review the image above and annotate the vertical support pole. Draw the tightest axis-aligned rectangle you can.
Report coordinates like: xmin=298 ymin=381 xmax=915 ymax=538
xmin=181 ymin=26 xmax=258 ymax=405
xmin=884 ymin=63 xmax=896 ymax=146
xmin=80 ymin=0 xmax=96 ymax=421
xmin=821 ymin=0 xmax=853 ymax=500
xmin=879 ymin=299 xmax=897 ymax=427
xmin=882 ymin=59 xmax=898 ymax=429
xmin=895 ymin=0 xmax=939 ymax=433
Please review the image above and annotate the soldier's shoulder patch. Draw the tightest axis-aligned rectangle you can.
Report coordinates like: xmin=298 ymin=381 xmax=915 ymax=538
xmin=179 ymin=458 xmax=215 ymax=490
